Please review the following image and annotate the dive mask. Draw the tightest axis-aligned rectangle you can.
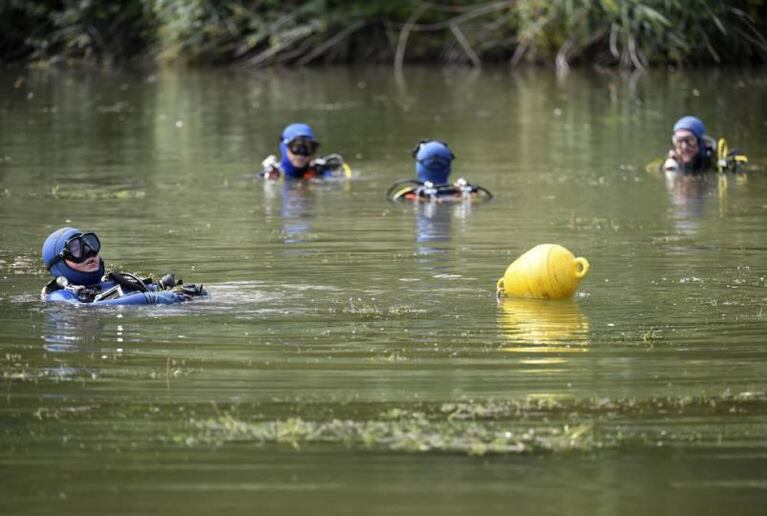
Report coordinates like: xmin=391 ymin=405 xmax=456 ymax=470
xmin=672 ymin=134 xmax=698 ymax=148
xmin=287 ymin=137 xmax=319 ymax=157
xmin=48 ymin=232 xmax=101 ymax=268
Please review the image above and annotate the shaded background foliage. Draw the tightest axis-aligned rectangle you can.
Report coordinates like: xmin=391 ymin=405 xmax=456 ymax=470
xmin=0 ymin=0 xmax=154 ymax=64
xmin=1 ymin=0 xmax=766 ymax=68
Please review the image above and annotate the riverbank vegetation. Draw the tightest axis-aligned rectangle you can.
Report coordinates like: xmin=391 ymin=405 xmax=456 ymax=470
xmin=2 ymin=0 xmax=766 ymax=70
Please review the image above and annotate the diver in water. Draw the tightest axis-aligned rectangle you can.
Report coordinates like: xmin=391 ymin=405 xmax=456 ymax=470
xmin=663 ymin=115 xmax=748 ymax=173
xmin=663 ymin=116 xmax=716 ymax=173
xmin=386 ymin=140 xmax=492 ymax=202
xmin=260 ymin=123 xmax=350 ymax=180
xmin=41 ymin=227 xmax=205 ymax=305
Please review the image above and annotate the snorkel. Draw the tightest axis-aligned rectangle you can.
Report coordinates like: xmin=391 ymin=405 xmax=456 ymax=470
xmin=280 ymin=123 xmax=318 ymax=178
xmin=414 ymin=140 xmax=454 ymax=184
xmin=42 ymin=227 xmax=105 ymax=286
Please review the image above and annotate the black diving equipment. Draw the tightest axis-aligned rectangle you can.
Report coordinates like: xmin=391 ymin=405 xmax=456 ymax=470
xmin=386 ymin=178 xmax=493 ymax=202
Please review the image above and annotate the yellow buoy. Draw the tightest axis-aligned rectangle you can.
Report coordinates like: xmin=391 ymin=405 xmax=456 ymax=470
xmin=496 ymin=244 xmax=590 ymax=300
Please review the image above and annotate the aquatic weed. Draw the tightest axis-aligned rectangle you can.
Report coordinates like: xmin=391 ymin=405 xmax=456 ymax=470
xmin=50 ymin=184 xmax=146 ymax=200
xmin=180 ymin=391 xmax=767 ymax=455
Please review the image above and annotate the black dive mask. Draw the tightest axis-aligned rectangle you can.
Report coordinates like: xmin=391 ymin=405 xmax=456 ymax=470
xmin=48 ymin=232 xmax=101 ymax=269
xmin=287 ymin=137 xmax=319 ymax=157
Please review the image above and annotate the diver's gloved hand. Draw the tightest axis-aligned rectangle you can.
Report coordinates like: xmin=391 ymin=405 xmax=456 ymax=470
xmin=156 ymin=273 xmax=205 ymax=299
xmin=175 ymin=284 xmax=206 ymax=298
xmin=663 ymin=157 xmax=679 ymax=171
xmin=261 ymin=155 xmax=281 ymax=180
xmin=312 ymin=154 xmax=346 ymax=177
xmin=172 ymin=291 xmax=193 ymax=302
xmin=169 ymin=286 xmax=206 ymax=302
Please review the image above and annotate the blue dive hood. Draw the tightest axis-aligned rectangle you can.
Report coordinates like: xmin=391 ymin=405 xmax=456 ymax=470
xmin=673 ymin=116 xmax=707 ymax=161
xmin=280 ymin=123 xmax=317 ymax=178
xmin=415 ymin=140 xmax=454 ymax=184
xmin=42 ymin=227 xmax=104 ymax=286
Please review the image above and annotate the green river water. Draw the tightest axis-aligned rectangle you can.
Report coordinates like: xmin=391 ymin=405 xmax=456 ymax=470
xmin=1 ymin=66 xmax=766 ymax=515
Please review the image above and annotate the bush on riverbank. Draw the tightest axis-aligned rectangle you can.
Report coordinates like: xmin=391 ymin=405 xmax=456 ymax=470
xmin=0 ymin=0 xmax=154 ymax=65
xmin=2 ymin=0 xmax=766 ymax=69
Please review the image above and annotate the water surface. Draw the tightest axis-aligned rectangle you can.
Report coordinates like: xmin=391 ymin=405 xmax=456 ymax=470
xmin=1 ymin=66 xmax=767 ymax=515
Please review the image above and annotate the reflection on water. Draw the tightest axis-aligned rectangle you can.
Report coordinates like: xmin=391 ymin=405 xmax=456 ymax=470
xmin=276 ymin=180 xmax=317 ymax=244
xmin=414 ymin=200 xmax=475 ymax=257
xmin=42 ymin=305 xmax=110 ymax=353
xmin=663 ymin=170 xmax=751 ymax=234
xmin=498 ymin=297 xmax=590 ymax=352
xmin=416 ymin=202 xmax=451 ymax=245
xmin=39 ymin=305 xmax=144 ymax=381
xmin=665 ymin=171 xmax=713 ymax=227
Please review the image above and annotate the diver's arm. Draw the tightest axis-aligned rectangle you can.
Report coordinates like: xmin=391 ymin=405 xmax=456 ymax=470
xmin=143 ymin=291 xmax=189 ymax=304
xmin=44 ymin=289 xmax=82 ymax=304
xmin=44 ymin=288 xmax=187 ymax=305
xmin=93 ymin=290 xmax=188 ymax=305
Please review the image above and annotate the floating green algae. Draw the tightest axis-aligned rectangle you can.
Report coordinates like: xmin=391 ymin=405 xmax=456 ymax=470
xmin=50 ymin=184 xmax=146 ymax=200
xmin=182 ymin=411 xmax=593 ymax=455
xmin=6 ymin=392 xmax=766 ymax=455
xmin=177 ymin=391 xmax=767 ymax=456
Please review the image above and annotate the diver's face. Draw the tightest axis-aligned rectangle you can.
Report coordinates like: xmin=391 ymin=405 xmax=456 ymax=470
xmin=672 ymin=129 xmax=699 ymax=164
xmin=285 ymin=137 xmax=318 ymax=169
xmin=287 ymin=148 xmax=312 ymax=169
xmin=65 ymin=254 xmax=101 ymax=272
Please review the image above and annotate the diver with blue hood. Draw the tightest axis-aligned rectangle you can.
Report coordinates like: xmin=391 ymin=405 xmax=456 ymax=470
xmin=260 ymin=123 xmax=350 ymax=180
xmin=386 ymin=140 xmax=492 ymax=202
xmin=41 ymin=227 xmax=206 ymax=305
xmin=663 ymin=115 xmax=748 ymax=173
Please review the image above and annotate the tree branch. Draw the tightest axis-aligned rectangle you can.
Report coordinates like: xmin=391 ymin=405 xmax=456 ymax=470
xmin=394 ymin=4 xmax=426 ymax=74
xmin=297 ymin=19 xmax=366 ymax=66
xmin=450 ymin=24 xmax=481 ymax=67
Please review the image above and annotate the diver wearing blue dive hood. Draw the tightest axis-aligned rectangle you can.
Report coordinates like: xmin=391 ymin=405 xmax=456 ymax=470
xmin=386 ymin=140 xmax=492 ymax=202
xmin=664 ymin=116 xmax=716 ymax=173
xmin=260 ymin=123 xmax=350 ymax=180
xmin=663 ymin=115 xmax=748 ymax=173
xmin=41 ymin=227 xmax=206 ymax=305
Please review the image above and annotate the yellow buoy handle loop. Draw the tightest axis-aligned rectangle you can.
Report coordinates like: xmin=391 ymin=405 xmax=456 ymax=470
xmin=574 ymin=257 xmax=590 ymax=279
xmin=496 ymin=278 xmax=505 ymax=296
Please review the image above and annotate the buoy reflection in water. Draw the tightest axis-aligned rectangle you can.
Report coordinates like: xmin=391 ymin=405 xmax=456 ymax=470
xmin=498 ymin=298 xmax=590 ymax=355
